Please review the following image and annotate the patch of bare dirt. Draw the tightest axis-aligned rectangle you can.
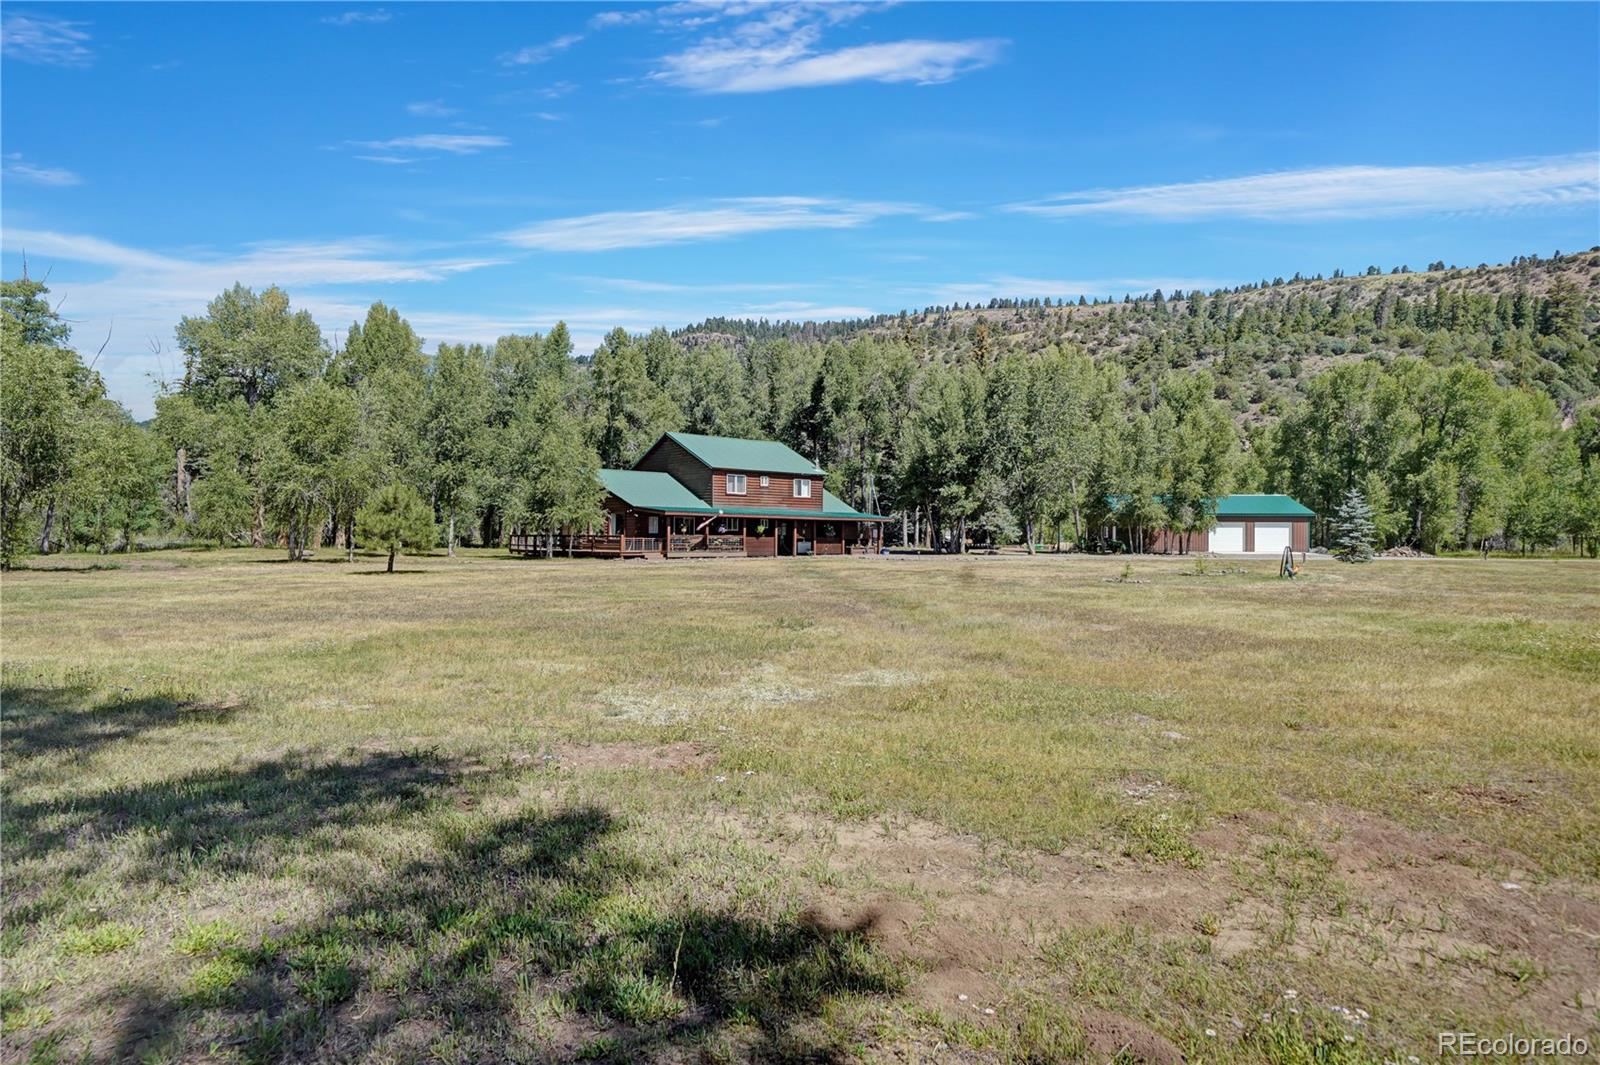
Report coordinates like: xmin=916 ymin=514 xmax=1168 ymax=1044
xmin=725 ymin=809 xmax=1229 ymax=1023
xmin=804 ymin=895 xmax=1007 ymax=1011
xmin=1081 ymin=1006 xmax=1186 ymax=1065
xmin=548 ymin=741 xmax=712 ymax=772
xmin=1199 ymin=806 xmax=1600 ymax=1029
xmin=803 ymin=813 xmax=1224 ymax=937
xmin=729 ymin=803 xmax=1600 ymax=1034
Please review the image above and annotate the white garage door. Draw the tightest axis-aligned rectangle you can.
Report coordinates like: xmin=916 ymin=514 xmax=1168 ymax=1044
xmin=1254 ymin=522 xmax=1292 ymax=554
xmin=1211 ymin=522 xmax=1245 ymax=552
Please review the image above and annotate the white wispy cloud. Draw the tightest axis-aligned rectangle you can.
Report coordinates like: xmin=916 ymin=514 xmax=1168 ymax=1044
xmin=3 ymin=228 xmax=504 ymax=290
xmin=1010 ymin=153 xmax=1600 ymax=222
xmin=0 ymin=227 xmax=511 ymax=414
xmin=406 ymin=99 xmax=458 ymax=118
xmin=502 ymin=197 xmax=924 ymax=252
xmin=500 ymin=33 xmax=584 ymax=66
xmin=321 ymin=9 xmax=392 ymax=26
xmin=659 ymin=37 xmax=1004 ymax=93
xmin=348 ymin=133 xmax=510 ymax=157
xmin=4 ymin=153 xmax=83 ymax=187
xmin=2 ymin=12 xmax=92 ymax=66
xmin=638 ymin=2 xmax=1003 ymax=93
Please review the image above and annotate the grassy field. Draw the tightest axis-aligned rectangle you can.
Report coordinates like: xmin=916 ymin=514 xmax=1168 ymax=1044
xmin=3 ymin=549 xmax=1597 ymax=1063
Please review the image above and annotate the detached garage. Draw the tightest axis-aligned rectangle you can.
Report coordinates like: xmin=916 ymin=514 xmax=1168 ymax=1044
xmin=1208 ymin=495 xmax=1313 ymax=554
xmin=1132 ymin=494 xmax=1314 ymax=554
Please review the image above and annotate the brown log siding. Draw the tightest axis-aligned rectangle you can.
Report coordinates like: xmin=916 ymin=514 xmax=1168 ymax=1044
xmin=634 ymin=437 xmax=713 ymax=502
xmin=710 ymin=470 xmax=824 ymax=511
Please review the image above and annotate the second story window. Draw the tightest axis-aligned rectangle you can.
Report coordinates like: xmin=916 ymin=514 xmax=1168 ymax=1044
xmin=793 ymin=478 xmax=812 ymax=499
xmin=726 ymin=473 xmax=747 ymax=495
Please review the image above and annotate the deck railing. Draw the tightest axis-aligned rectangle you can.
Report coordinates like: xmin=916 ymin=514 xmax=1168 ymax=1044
xmin=509 ymin=533 xmax=659 ymax=555
xmin=668 ymin=533 xmax=745 ymax=553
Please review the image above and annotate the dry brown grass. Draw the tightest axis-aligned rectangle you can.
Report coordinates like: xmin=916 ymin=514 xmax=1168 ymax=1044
xmin=3 ymin=549 xmax=1596 ymax=1062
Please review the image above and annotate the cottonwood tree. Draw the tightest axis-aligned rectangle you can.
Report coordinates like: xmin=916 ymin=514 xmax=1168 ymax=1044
xmin=428 ymin=342 xmax=491 ymax=555
xmin=177 ymin=285 xmax=324 ymax=411
xmin=1 ymin=308 xmax=82 ymax=565
xmin=589 ymin=327 xmax=679 ymax=467
xmin=175 ymin=285 xmax=325 ymax=545
xmin=0 ymin=277 xmax=152 ymax=565
xmin=63 ymin=402 xmax=165 ymax=553
xmin=262 ymin=379 xmax=360 ymax=561
xmin=507 ymin=381 xmax=605 ymax=556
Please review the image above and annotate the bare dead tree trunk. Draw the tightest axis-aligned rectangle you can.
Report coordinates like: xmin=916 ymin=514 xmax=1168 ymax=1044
xmin=447 ymin=513 xmax=456 ymax=557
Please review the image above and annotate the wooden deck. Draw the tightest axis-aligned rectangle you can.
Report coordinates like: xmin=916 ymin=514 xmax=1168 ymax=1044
xmin=507 ymin=527 xmax=874 ymax=559
xmin=508 ymin=533 xmax=659 ymax=557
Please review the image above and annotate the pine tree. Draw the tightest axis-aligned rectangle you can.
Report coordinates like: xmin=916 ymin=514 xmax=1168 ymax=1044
xmin=355 ymin=483 xmax=437 ymax=572
xmin=1332 ymin=487 xmax=1376 ymax=562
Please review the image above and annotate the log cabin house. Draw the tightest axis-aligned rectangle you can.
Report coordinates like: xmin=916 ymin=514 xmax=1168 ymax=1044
xmin=510 ymin=432 xmax=888 ymax=558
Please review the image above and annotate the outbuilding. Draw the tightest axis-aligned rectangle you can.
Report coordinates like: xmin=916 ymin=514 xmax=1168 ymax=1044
xmin=1136 ymin=494 xmax=1314 ymax=555
xmin=1206 ymin=495 xmax=1313 ymax=554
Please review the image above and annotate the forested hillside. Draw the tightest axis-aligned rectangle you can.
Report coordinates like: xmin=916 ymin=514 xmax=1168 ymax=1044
xmin=3 ymin=249 xmax=1597 ymax=568
xmin=678 ymin=250 xmax=1600 ymax=419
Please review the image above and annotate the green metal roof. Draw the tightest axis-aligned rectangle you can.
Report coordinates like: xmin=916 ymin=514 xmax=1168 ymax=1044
xmin=820 ymin=489 xmax=884 ymax=521
xmin=657 ymin=432 xmax=825 ymax=476
xmin=597 ymin=469 xmax=885 ymax=520
xmin=1214 ymin=494 xmax=1314 ymax=518
xmin=598 ymin=469 xmax=712 ymax=512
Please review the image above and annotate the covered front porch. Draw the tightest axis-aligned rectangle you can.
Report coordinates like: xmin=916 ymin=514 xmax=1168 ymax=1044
xmin=508 ymin=512 xmax=883 ymax=558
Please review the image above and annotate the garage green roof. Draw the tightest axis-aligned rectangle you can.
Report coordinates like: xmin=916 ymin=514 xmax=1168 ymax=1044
xmin=657 ymin=432 xmax=825 ymax=476
xmin=1214 ymin=494 xmax=1314 ymax=518
xmin=598 ymin=469 xmax=885 ymax=520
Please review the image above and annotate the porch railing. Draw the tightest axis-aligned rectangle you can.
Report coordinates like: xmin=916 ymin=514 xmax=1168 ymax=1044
xmin=667 ymin=533 xmax=745 ymax=553
xmin=510 ymin=533 xmax=659 ymax=555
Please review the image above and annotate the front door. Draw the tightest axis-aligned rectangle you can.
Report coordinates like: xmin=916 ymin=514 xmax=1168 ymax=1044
xmin=776 ymin=521 xmax=792 ymax=555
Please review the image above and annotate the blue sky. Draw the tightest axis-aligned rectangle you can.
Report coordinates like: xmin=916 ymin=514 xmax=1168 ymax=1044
xmin=3 ymin=1 xmax=1597 ymax=418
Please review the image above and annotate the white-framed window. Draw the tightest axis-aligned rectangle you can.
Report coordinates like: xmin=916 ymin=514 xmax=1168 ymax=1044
xmin=793 ymin=478 xmax=812 ymax=499
xmin=608 ymin=512 xmax=622 ymax=534
xmin=647 ymin=516 xmax=659 ymax=534
xmin=725 ymin=473 xmax=747 ymax=495
xmin=759 ymin=475 xmax=770 ymax=488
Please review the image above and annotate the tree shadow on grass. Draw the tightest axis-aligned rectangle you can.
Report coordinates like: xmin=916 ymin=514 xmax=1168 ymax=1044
xmin=0 ymin=683 xmax=245 ymax=763
xmin=170 ymin=803 xmax=904 ymax=1063
xmin=5 ymin=747 xmax=456 ymax=873
xmin=9 ymin=745 xmax=907 ymax=1062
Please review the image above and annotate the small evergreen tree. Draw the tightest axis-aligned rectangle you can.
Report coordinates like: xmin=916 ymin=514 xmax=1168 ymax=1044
xmin=1332 ymin=487 xmax=1376 ymax=562
xmin=354 ymin=483 xmax=436 ymax=572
